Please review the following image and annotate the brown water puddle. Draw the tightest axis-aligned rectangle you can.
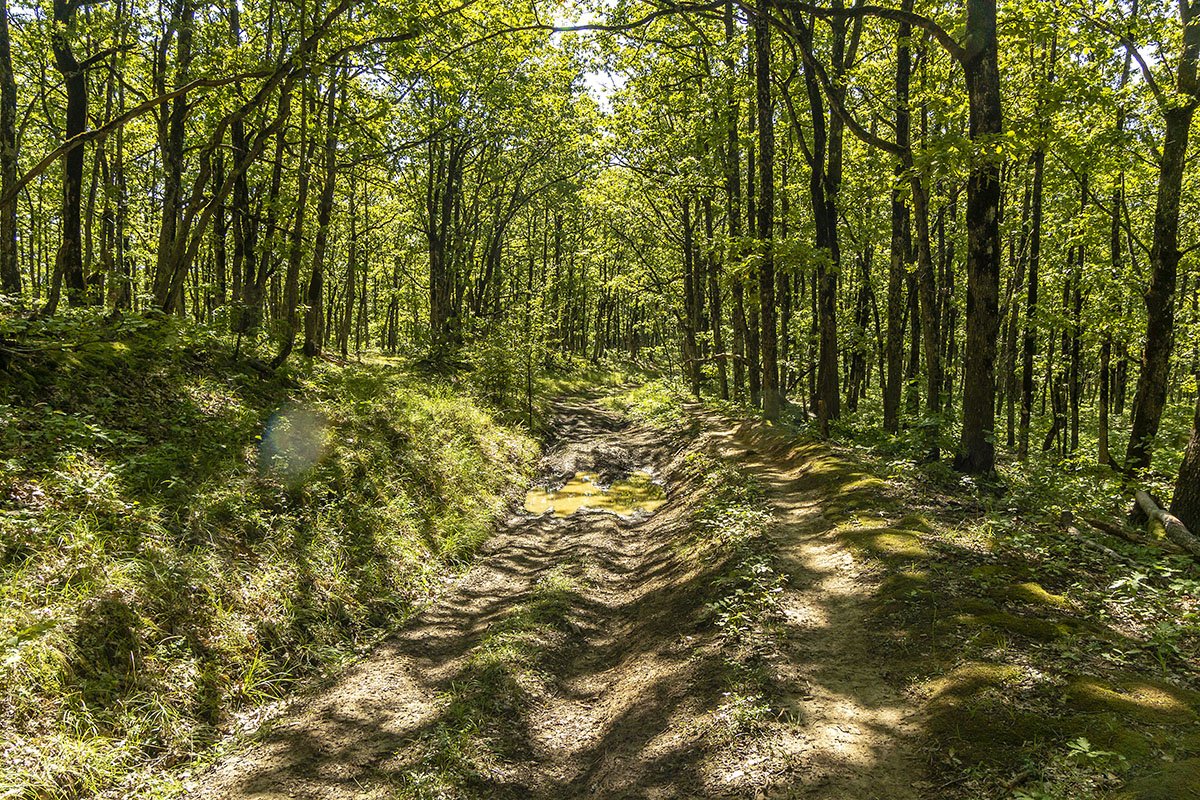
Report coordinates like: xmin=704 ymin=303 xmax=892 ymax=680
xmin=524 ymin=471 xmax=667 ymax=517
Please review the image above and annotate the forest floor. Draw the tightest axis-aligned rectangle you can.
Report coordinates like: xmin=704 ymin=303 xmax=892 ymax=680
xmin=182 ymin=394 xmax=1200 ymax=800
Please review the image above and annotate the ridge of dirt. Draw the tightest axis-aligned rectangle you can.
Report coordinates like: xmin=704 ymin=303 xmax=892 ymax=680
xmin=182 ymin=400 xmax=926 ymax=799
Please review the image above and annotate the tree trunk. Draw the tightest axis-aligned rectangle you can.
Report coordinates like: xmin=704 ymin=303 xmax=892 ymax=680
xmin=303 ymin=78 xmax=341 ymax=358
xmin=725 ymin=2 xmax=746 ymax=402
xmin=48 ymin=0 xmax=89 ymax=310
xmin=0 ymin=0 xmax=18 ymax=296
xmin=270 ymin=79 xmax=311 ymax=369
xmin=756 ymin=0 xmax=780 ymax=419
xmin=1170 ymin=388 xmax=1200 ymax=533
xmin=883 ymin=8 xmax=911 ymax=433
xmin=152 ymin=0 xmax=194 ymax=310
xmin=704 ymin=195 xmax=729 ymax=400
xmin=1125 ymin=102 xmax=1197 ymax=469
xmin=953 ymin=0 xmax=1003 ymax=475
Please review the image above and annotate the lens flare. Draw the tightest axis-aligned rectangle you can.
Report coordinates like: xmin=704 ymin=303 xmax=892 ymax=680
xmin=260 ymin=406 xmax=327 ymax=481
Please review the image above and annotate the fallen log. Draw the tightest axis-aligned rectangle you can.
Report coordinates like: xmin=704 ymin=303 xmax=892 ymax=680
xmin=1135 ymin=490 xmax=1200 ymax=560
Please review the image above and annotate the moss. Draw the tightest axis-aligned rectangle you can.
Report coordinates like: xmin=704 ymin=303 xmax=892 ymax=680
xmin=1109 ymin=758 xmax=1200 ymax=800
xmin=1067 ymin=714 xmax=1155 ymax=763
xmin=1065 ymin=677 xmax=1200 ymax=724
xmin=928 ymin=662 xmax=1026 ymax=699
xmin=998 ymin=581 xmax=1069 ymax=609
xmin=949 ymin=609 xmax=1073 ymax=641
xmin=875 ymin=570 xmax=932 ymax=614
xmin=898 ymin=513 xmax=935 ymax=533
xmin=924 ymin=662 xmax=1051 ymax=764
xmin=839 ymin=476 xmax=889 ymax=494
xmin=840 ymin=528 xmax=928 ymax=559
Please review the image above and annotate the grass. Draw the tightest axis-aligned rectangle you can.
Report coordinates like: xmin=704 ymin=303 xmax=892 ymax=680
xmin=677 ymin=451 xmax=786 ymax=744
xmin=0 ymin=312 xmax=536 ymax=798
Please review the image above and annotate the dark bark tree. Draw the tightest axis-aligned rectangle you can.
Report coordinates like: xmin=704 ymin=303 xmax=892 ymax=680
xmin=0 ymin=0 xmax=18 ymax=295
xmin=1171 ymin=388 xmax=1200 ymax=532
xmin=952 ymin=0 xmax=1004 ymax=475
xmin=46 ymin=0 xmax=93 ymax=311
xmin=883 ymin=7 xmax=911 ymax=434
xmin=756 ymin=0 xmax=781 ymax=419
xmin=1018 ymin=148 xmax=1045 ymax=460
xmin=1123 ymin=0 xmax=1200 ymax=471
xmin=725 ymin=2 xmax=748 ymax=402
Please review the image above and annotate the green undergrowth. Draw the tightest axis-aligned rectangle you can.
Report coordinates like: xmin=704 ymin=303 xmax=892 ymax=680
xmin=601 ymin=378 xmax=692 ymax=429
xmin=681 ymin=451 xmax=786 ymax=744
xmin=806 ymin=441 xmax=1200 ymax=799
xmin=394 ymin=565 xmax=583 ymax=799
xmin=0 ymin=314 xmax=536 ymax=798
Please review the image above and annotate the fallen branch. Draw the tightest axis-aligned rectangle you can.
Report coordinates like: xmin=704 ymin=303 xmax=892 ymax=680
xmin=1066 ymin=523 xmax=1138 ymax=567
xmin=1084 ymin=515 xmax=1185 ymax=554
xmin=1083 ymin=515 xmax=1143 ymax=544
xmin=1135 ymin=490 xmax=1200 ymax=560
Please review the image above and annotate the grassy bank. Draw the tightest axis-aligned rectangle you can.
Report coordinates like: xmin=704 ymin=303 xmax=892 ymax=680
xmin=0 ymin=315 xmax=536 ymax=797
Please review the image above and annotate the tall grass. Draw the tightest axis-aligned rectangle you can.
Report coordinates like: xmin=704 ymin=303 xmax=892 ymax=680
xmin=0 ymin=315 xmax=535 ymax=797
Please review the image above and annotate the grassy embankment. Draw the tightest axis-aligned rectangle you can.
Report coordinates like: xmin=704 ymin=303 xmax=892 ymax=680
xmin=0 ymin=314 xmax=536 ymax=797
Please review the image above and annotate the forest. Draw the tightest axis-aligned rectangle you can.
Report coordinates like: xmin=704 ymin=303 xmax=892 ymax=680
xmin=1 ymin=0 xmax=1199 ymax=798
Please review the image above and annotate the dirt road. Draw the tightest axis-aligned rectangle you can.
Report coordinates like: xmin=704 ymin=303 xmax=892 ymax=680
xmin=186 ymin=400 xmax=924 ymax=799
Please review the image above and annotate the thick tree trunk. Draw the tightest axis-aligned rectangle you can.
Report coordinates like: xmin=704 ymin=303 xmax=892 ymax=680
xmin=953 ymin=0 xmax=1003 ymax=475
xmin=48 ymin=0 xmax=88 ymax=310
xmin=152 ymin=0 xmax=194 ymax=310
xmin=1124 ymin=0 xmax=1199 ymax=469
xmin=1125 ymin=103 xmax=1196 ymax=470
xmin=883 ymin=8 xmax=911 ymax=434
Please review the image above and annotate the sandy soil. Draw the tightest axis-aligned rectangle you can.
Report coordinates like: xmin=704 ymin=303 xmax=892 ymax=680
xmin=184 ymin=400 xmax=925 ymax=799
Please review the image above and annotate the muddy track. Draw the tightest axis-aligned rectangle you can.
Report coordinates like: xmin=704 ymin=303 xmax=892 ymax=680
xmin=186 ymin=399 xmax=925 ymax=800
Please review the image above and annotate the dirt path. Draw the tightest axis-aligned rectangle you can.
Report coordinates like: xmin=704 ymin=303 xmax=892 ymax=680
xmin=186 ymin=400 xmax=925 ymax=800
xmin=696 ymin=413 xmax=924 ymax=799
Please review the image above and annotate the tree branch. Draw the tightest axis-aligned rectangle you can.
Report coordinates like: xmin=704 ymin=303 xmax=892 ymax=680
xmin=764 ymin=0 xmax=965 ymax=63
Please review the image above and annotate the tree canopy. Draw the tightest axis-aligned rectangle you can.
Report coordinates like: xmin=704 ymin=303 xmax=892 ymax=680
xmin=0 ymin=0 xmax=1198 ymax=512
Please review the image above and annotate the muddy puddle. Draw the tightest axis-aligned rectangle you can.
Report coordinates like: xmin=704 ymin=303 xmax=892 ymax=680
xmin=524 ymin=470 xmax=667 ymax=517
